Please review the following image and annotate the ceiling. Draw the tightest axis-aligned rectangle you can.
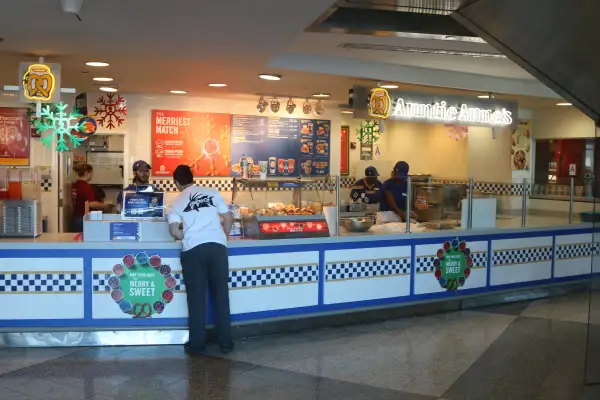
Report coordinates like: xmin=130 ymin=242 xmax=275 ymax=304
xmin=0 ymin=0 xmax=560 ymax=107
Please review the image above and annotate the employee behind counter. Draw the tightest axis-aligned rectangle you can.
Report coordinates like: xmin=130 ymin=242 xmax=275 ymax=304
xmin=350 ymin=166 xmax=383 ymax=205
xmin=377 ymin=161 xmax=418 ymax=224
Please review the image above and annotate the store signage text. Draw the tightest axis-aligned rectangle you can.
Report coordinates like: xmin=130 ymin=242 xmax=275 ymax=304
xmin=366 ymin=88 xmax=514 ymax=127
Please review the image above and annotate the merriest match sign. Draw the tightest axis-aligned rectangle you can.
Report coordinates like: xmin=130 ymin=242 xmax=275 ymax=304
xmin=351 ymin=86 xmax=519 ymax=129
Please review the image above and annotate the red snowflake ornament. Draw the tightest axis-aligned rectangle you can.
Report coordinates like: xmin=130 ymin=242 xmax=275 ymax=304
xmin=94 ymin=94 xmax=127 ymax=130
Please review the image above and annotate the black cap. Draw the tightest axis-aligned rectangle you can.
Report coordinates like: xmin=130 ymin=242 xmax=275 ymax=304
xmin=392 ymin=161 xmax=409 ymax=178
xmin=365 ymin=166 xmax=379 ymax=177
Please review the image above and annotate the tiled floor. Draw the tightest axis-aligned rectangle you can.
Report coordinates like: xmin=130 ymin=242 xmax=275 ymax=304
xmin=2 ymin=292 xmax=600 ymax=399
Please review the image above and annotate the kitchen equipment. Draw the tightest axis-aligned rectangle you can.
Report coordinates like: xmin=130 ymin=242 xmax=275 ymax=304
xmin=7 ymin=169 xmax=22 ymax=200
xmin=0 ymin=200 xmax=42 ymax=237
xmin=341 ymin=217 xmax=373 ymax=233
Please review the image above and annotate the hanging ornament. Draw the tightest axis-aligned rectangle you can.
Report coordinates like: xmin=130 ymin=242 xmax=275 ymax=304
xmin=445 ymin=125 xmax=468 ymax=141
xmin=257 ymin=96 xmax=268 ymax=113
xmin=27 ymin=102 xmax=55 ymax=138
xmin=356 ymin=120 xmax=380 ymax=145
xmin=313 ymin=100 xmax=324 ymax=116
xmin=270 ymin=97 xmax=280 ymax=113
xmin=33 ymin=102 xmax=86 ymax=152
xmin=302 ymin=99 xmax=312 ymax=115
xmin=286 ymin=97 xmax=296 ymax=114
xmin=94 ymin=93 xmax=127 ymax=130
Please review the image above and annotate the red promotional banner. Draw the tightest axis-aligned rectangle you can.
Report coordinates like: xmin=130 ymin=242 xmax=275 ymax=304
xmin=151 ymin=110 xmax=231 ymax=177
xmin=0 ymin=108 xmax=30 ymax=166
xmin=340 ymin=125 xmax=349 ymax=175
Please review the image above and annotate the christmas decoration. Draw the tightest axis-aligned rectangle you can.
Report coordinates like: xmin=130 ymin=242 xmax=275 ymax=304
xmin=445 ymin=125 xmax=468 ymax=141
xmin=34 ymin=102 xmax=86 ymax=152
xmin=433 ymin=238 xmax=472 ymax=291
xmin=356 ymin=120 xmax=380 ymax=145
xmin=94 ymin=93 xmax=127 ymax=129
xmin=27 ymin=103 xmax=55 ymax=138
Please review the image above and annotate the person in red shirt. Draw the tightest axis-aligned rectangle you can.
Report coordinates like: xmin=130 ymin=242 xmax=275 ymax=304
xmin=71 ymin=163 xmax=110 ymax=232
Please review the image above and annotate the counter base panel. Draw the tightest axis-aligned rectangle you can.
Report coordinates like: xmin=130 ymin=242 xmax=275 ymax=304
xmin=0 ymin=279 xmax=588 ymax=347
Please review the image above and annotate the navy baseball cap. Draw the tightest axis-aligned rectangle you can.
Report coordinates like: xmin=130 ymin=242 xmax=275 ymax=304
xmin=392 ymin=161 xmax=409 ymax=178
xmin=133 ymin=160 xmax=151 ymax=171
xmin=365 ymin=166 xmax=379 ymax=177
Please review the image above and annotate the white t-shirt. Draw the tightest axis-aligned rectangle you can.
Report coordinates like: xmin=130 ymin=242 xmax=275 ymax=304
xmin=167 ymin=185 xmax=229 ymax=251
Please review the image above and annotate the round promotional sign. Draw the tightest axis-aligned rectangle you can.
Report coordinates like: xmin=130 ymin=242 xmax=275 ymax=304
xmin=108 ymin=252 xmax=176 ymax=318
xmin=434 ymin=238 xmax=472 ymax=291
xmin=78 ymin=116 xmax=98 ymax=137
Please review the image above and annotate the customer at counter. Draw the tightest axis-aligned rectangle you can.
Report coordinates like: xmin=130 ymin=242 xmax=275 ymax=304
xmin=378 ymin=161 xmax=417 ymax=223
xmin=350 ymin=166 xmax=383 ymax=205
xmin=71 ymin=163 xmax=111 ymax=232
xmin=167 ymin=165 xmax=234 ymax=354
xmin=116 ymin=160 xmax=151 ymax=207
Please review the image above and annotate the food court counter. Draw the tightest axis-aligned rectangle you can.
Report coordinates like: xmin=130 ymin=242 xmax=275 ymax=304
xmin=0 ymin=223 xmax=597 ymax=346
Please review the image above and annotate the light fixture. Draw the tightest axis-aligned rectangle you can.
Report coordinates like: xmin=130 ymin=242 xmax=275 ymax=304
xmin=556 ymin=102 xmax=572 ymax=106
xmin=380 ymin=84 xmax=399 ymax=89
xmin=477 ymin=95 xmax=490 ymax=98
xmin=341 ymin=110 xmax=354 ymax=114
xmin=312 ymin=93 xmax=330 ymax=98
xmin=93 ymin=77 xmax=113 ymax=82
xmin=208 ymin=83 xmax=227 ymax=87
xmin=258 ymin=74 xmax=282 ymax=81
xmin=99 ymin=87 xmax=118 ymax=92
xmin=170 ymin=90 xmax=187 ymax=94
xmin=86 ymin=61 xmax=109 ymax=67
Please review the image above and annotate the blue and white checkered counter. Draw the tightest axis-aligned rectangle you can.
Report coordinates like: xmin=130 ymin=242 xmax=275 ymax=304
xmin=0 ymin=224 xmax=597 ymax=334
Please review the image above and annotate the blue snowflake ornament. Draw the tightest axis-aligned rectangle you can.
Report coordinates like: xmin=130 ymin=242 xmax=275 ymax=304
xmin=34 ymin=102 xmax=86 ymax=152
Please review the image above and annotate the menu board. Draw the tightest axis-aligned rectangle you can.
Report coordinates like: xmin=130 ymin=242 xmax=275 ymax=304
xmin=151 ymin=110 xmax=231 ymax=177
xmin=0 ymin=108 xmax=30 ymax=166
xmin=230 ymin=115 xmax=330 ymax=177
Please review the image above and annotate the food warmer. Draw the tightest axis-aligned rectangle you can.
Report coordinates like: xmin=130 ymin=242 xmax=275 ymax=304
xmin=232 ymin=177 xmax=333 ymax=240
xmin=412 ymin=183 xmax=466 ymax=223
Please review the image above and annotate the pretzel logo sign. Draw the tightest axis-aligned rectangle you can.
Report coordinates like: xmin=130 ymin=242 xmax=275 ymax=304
xmin=22 ymin=64 xmax=56 ymax=101
xmin=368 ymin=88 xmax=392 ymax=119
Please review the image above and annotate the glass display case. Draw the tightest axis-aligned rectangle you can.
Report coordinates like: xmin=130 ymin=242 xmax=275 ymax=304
xmin=231 ymin=177 xmax=336 ymax=239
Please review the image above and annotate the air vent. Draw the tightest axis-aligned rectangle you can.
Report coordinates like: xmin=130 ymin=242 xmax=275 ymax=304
xmin=339 ymin=43 xmax=507 ymax=59
xmin=343 ymin=0 xmax=463 ymax=15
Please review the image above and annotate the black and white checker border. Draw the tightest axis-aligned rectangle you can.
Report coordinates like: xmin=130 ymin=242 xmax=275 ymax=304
xmin=92 ymin=271 xmax=185 ymax=293
xmin=492 ymin=246 xmax=553 ymax=266
xmin=556 ymin=242 xmax=600 ymax=260
xmin=229 ymin=264 xmax=318 ymax=290
xmin=326 ymin=258 xmax=410 ymax=282
xmin=415 ymin=251 xmax=488 ymax=274
xmin=40 ymin=178 xmax=52 ymax=192
xmin=0 ymin=272 xmax=83 ymax=294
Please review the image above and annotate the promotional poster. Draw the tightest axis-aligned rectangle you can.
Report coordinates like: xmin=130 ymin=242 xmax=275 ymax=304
xmin=151 ymin=110 xmax=231 ymax=177
xmin=0 ymin=108 xmax=30 ymax=166
xmin=122 ymin=192 xmax=165 ymax=219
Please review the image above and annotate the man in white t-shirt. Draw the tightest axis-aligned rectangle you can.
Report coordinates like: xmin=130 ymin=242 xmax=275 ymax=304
xmin=167 ymin=165 xmax=234 ymax=354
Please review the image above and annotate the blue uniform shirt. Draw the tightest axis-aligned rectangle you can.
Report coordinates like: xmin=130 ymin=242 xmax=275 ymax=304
xmin=350 ymin=178 xmax=383 ymax=204
xmin=380 ymin=178 xmax=408 ymax=211
xmin=116 ymin=183 xmax=136 ymax=206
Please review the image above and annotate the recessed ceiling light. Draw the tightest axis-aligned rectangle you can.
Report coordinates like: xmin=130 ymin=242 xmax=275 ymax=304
xmin=312 ymin=93 xmax=330 ymax=98
xmin=341 ymin=110 xmax=354 ymax=114
xmin=86 ymin=61 xmax=110 ymax=67
xmin=99 ymin=87 xmax=118 ymax=92
xmin=478 ymin=95 xmax=490 ymax=98
xmin=170 ymin=90 xmax=187 ymax=94
xmin=556 ymin=102 xmax=572 ymax=106
xmin=93 ymin=77 xmax=113 ymax=82
xmin=258 ymin=74 xmax=282 ymax=81
xmin=380 ymin=84 xmax=399 ymax=89
xmin=208 ymin=83 xmax=227 ymax=87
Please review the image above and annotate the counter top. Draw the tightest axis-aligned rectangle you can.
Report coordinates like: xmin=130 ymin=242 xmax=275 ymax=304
xmin=0 ymin=223 xmax=593 ymax=250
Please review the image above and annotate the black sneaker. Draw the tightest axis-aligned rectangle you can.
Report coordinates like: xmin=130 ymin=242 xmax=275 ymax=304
xmin=184 ymin=342 xmax=206 ymax=355
xmin=220 ymin=343 xmax=235 ymax=354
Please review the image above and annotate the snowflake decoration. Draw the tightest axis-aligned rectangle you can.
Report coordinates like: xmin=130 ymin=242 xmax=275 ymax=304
xmin=357 ymin=120 xmax=380 ymax=145
xmin=94 ymin=94 xmax=127 ymax=129
xmin=27 ymin=103 xmax=56 ymax=137
xmin=34 ymin=102 xmax=86 ymax=152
